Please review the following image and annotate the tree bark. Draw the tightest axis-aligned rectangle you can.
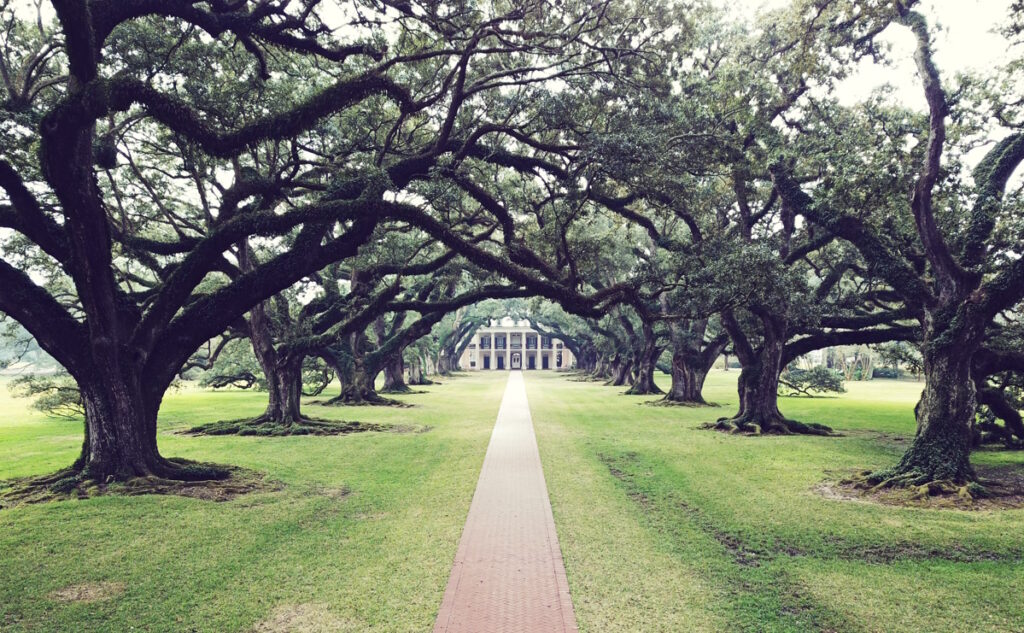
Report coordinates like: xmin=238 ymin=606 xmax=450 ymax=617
xmin=248 ymin=299 xmax=305 ymax=424
xmin=661 ymin=320 xmax=726 ymax=405
xmin=262 ymin=357 xmax=303 ymax=423
xmin=867 ymin=344 xmax=978 ymax=486
xmin=607 ymin=355 xmax=630 ymax=387
xmin=664 ymin=353 xmax=710 ymax=403
xmin=324 ymin=340 xmax=394 ymax=406
xmin=71 ymin=370 xmax=223 ymax=483
xmin=711 ymin=311 xmax=831 ymax=435
xmin=625 ymin=322 xmax=663 ymax=395
xmin=380 ymin=351 xmax=410 ymax=393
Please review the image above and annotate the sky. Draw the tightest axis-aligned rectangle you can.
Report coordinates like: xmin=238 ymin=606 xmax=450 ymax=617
xmin=721 ymin=0 xmax=1015 ymax=109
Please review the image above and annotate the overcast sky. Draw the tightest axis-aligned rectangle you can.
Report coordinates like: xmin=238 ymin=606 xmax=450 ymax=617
xmin=722 ymin=0 xmax=1014 ymax=109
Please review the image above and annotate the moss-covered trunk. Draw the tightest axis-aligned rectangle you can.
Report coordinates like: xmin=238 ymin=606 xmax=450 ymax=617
xmin=868 ymin=345 xmax=978 ymax=486
xmin=664 ymin=354 xmax=710 ymax=403
xmin=381 ymin=352 xmax=409 ymax=393
xmin=67 ymin=369 xmax=223 ymax=484
xmin=262 ymin=358 xmax=303 ymax=423
xmin=661 ymin=320 xmax=725 ymax=405
xmin=625 ymin=322 xmax=663 ymax=395
xmin=247 ymin=299 xmax=306 ymax=424
xmin=712 ymin=312 xmax=830 ymax=435
xmin=607 ymin=356 xmax=631 ymax=387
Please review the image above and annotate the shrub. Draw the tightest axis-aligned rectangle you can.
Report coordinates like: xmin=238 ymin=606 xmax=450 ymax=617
xmin=779 ymin=366 xmax=846 ymax=397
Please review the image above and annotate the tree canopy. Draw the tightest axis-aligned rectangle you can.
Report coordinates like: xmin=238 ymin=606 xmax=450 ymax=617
xmin=3 ymin=0 xmax=1024 ymax=499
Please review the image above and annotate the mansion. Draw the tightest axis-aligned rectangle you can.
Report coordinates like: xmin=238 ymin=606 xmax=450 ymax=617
xmin=459 ymin=318 xmax=575 ymax=371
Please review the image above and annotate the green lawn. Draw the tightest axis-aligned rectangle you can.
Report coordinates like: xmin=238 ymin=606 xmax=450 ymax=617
xmin=528 ymin=370 xmax=1024 ymax=633
xmin=0 ymin=373 xmax=508 ymax=632
xmin=2 ymin=371 xmax=1023 ymax=632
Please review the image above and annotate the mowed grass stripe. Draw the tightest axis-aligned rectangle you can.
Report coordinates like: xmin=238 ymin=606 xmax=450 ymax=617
xmin=526 ymin=370 xmax=1024 ymax=633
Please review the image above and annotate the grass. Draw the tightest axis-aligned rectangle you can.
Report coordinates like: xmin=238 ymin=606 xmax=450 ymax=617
xmin=0 ymin=373 xmax=506 ymax=632
xmin=2 ymin=370 xmax=1023 ymax=632
xmin=527 ymin=370 xmax=1024 ymax=633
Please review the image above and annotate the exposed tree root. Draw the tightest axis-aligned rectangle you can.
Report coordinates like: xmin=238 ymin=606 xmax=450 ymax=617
xmin=647 ymin=397 xmax=718 ymax=407
xmin=379 ymin=386 xmax=427 ymax=395
xmin=0 ymin=460 xmax=274 ymax=508
xmin=846 ymin=436 xmax=984 ymax=499
xmin=828 ymin=467 xmax=1024 ymax=508
xmin=844 ymin=470 xmax=990 ymax=501
xmin=702 ymin=414 xmax=834 ymax=436
xmin=182 ymin=416 xmax=386 ymax=436
xmin=623 ymin=384 xmax=664 ymax=396
xmin=319 ymin=393 xmax=411 ymax=407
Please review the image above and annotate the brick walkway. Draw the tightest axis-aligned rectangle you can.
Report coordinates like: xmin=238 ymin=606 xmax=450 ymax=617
xmin=433 ymin=371 xmax=578 ymax=633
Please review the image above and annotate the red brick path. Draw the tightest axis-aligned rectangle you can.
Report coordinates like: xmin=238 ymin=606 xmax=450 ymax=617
xmin=433 ymin=371 xmax=578 ymax=633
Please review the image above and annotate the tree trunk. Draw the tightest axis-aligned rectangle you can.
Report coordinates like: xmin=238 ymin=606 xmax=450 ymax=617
xmin=79 ymin=373 xmax=157 ymax=481
xmin=247 ymin=299 xmax=306 ymax=424
xmin=661 ymin=320 xmax=725 ymax=405
xmin=380 ymin=352 xmax=410 ymax=393
xmin=663 ymin=351 xmax=710 ymax=403
xmin=262 ymin=357 xmax=303 ymax=423
xmin=625 ymin=322 xmax=662 ymax=395
xmin=333 ymin=367 xmax=383 ymax=404
xmin=407 ymin=358 xmax=421 ymax=384
xmin=607 ymin=356 xmax=629 ymax=386
xmin=437 ymin=354 xmax=451 ymax=375
xmin=408 ymin=354 xmax=435 ymax=385
xmin=325 ymin=349 xmax=394 ymax=405
xmin=711 ymin=312 xmax=831 ymax=435
xmin=69 ymin=371 xmax=224 ymax=484
xmin=867 ymin=346 xmax=977 ymax=486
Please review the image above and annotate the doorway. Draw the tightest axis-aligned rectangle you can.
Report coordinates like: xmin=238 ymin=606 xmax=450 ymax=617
xmin=497 ymin=356 xmax=505 ymax=370
xmin=483 ymin=356 xmax=490 ymax=370
xmin=511 ymin=353 xmax=521 ymax=369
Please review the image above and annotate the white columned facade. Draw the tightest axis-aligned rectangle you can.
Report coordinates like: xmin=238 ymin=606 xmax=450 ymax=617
xmin=458 ymin=318 xmax=576 ymax=371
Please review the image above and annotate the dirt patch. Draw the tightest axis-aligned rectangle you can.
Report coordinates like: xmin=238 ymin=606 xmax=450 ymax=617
xmin=817 ymin=465 xmax=1024 ymax=511
xmin=821 ymin=536 xmax=1018 ymax=564
xmin=305 ymin=484 xmax=351 ymax=500
xmin=181 ymin=418 xmax=390 ymax=437
xmin=642 ymin=399 xmax=720 ymax=408
xmin=250 ymin=603 xmax=358 ymax=633
xmin=1 ymin=464 xmax=280 ymax=508
xmin=118 ymin=470 xmax=282 ymax=502
xmin=383 ymin=424 xmax=432 ymax=434
xmin=49 ymin=581 xmax=125 ymax=603
xmin=310 ymin=397 xmax=414 ymax=408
